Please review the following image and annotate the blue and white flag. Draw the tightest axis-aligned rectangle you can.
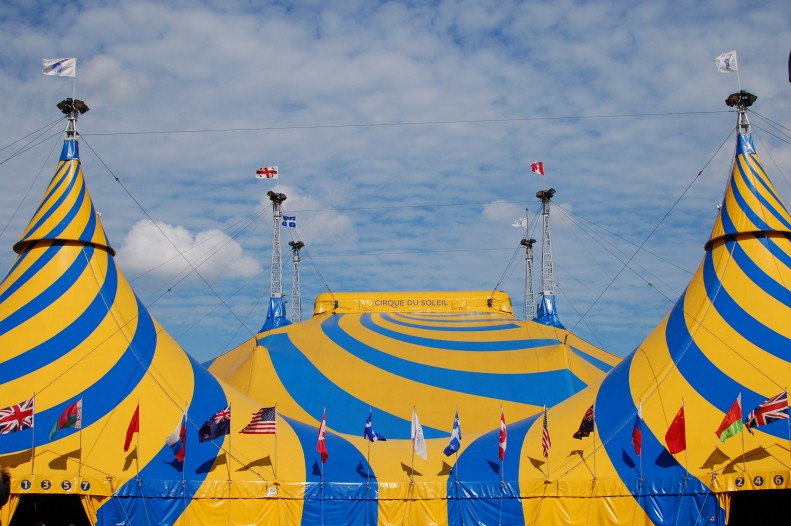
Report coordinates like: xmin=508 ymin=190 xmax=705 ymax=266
xmin=363 ymin=409 xmax=386 ymax=442
xmin=43 ymin=58 xmax=77 ymax=78
xmin=443 ymin=410 xmax=462 ymax=456
xmin=282 ymin=215 xmax=297 ymax=228
xmin=512 ymin=217 xmax=528 ymax=228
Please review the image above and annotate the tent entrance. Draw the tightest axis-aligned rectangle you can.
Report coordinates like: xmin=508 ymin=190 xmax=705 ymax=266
xmin=728 ymin=488 xmax=790 ymax=525
xmin=10 ymin=494 xmax=90 ymax=526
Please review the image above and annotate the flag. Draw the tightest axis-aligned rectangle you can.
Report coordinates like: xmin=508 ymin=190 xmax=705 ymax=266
xmin=0 ymin=397 xmax=34 ymax=434
xmin=316 ymin=409 xmax=329 ymax=463
xmin=716 ymin=394 xmax=743 ymax=442
xmin=166 ymin=414 xmax=186 ymax=462
xmin=631 ymin=403 xmax=643 ymax=456
xmin=572 ymin=405 xmax=594 ymax=439
xmin=745 ymin=391 xmax=788 ymax=434
xmin=411 ymin=407 xmax=427 ymax=460
xmin=530 ymin=161 xmax=545 ymax=176
xmin=443 ymin=410 xmax=462 ymax=456
xmin=42 ymin=58 xmax=76 ymax=77
xmin=240 ymin=406 xmax=277 ymax=434
xmin=49 ymin=399 xmax=82 ymax=440
xmin=363 ymin=409 xmax=387 ymax=442
xmin=541 ymin=406 xmax=551 ymax=458
xmin=199 ymin=406 xmax=231 ymax=442
xmin=255 ymin=166 xmax=279 ymax=179
xmin=282 ymin=215 xmax=297 ymax=228
xmin=124 ymin=404 xmax=140 ymax=452
xmin=512 ymin=217 xmax=528 ymax=228
xmin=665 ymin=404 xmax=686 ymax=454
xmin=498 ymin=408 xmax=507 ymax=461
xmin=714 ymin=51 xmax=738 ymax=73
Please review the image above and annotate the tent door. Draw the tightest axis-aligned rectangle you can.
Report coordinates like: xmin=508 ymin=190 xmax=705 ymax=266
xmin=9 ymin=494 xmax=91 ymax=526
xmin=728 ymin=489 xmax=790 ymax=525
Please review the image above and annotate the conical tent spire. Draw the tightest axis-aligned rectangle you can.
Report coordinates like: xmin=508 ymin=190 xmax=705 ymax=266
xmin=13 ymin=102 xmax=114 ymax=256
xmin=706 ymin=91 xmax=791 ymax=250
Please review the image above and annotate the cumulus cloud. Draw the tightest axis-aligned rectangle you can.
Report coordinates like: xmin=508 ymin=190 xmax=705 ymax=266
xmin=117 ymin=219 xmax=260 ymax=281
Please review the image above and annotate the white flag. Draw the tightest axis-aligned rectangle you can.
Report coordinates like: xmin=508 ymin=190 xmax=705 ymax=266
xmin=512 ymin=217 xmax=527 ymax=228
xmin=42 ymin=58 xmax=77 ymax=78
xmin=411 ymin=407 xmax=427 ymax=460
xmin=714 ymin=51 xmax=737 ymax=73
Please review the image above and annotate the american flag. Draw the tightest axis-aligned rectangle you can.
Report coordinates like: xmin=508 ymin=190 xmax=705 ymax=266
xmin=240 ymin=407 xmax=277 ymax=435
xmin=0 ymin=397 xmax=34 ymax=434
xmin=745 ymin=391 xmax=788 ymax=434
xmin=541 ymin=406 xmax=551 ymax=458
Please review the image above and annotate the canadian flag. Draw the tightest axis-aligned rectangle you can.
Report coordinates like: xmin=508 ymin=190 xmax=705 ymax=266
xmin=255 ymin=166 xmax=279 ymax=179
xmin=530 ymin=162 xmax=544 ymax=176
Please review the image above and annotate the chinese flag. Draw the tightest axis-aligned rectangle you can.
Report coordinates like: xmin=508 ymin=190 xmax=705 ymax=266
xmin=665 ymin=405 xmax=686 ymax=454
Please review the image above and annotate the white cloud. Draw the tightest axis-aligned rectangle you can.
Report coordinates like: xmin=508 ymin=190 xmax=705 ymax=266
xmin=117 ymin=219 xmax=260 ymax=281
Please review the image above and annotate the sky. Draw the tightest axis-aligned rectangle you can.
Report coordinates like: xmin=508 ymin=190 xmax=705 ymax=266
xmin=1 ymin=0 xmax=790 ymax=364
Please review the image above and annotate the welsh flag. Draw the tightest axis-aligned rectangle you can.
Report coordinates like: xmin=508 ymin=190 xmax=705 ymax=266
xmin=715 ymin=394 xmax=743 ymax=442
xmin=49 ymin=399 xmax=83 ymax=440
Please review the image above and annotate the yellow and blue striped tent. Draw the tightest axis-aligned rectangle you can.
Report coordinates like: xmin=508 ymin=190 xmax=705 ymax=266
xmin=0 ymin=119 xmax=373 ymax=525
xmin=464 ymin=100 xmax=791 ymax=524
xmin=208 ymin=290 xmax=619 ymax=524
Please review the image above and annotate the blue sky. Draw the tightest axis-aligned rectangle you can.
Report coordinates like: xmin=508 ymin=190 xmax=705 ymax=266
xmin=1 ymin=0 xmax=790 ymax=363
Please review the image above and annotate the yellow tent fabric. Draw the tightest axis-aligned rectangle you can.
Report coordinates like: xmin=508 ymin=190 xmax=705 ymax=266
xmin=209 ymin=291 xmax=619 ymax=523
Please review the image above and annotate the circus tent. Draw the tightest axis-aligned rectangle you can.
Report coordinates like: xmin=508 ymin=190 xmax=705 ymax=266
xmin=0 ymin=103 xmax=371 ymax=526
xmin=463 ymin=91 xmax=791 ymax=525
xmin=208 ymin=290 xmax=619 ymax=523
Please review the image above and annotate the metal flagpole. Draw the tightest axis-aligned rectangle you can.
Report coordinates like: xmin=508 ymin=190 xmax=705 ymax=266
xmin=227 ymin=404 xmax=233 ymax=481
xmin=786 ymin=389 xmax=791 ymax=468
xmin=739 ymin=393 xmax=747 ymax=474
xmin=274 ymin=403 xmax=279 ymax=480
xmin=78 ymin=398 xmax=83 ymax=478
xmin=638 ymin=405 xmax=644 ymax=485
xmin=682 ymin=398 xmax=688 ymax=476
xmin=31 ymin=393 xmax=35 ymax=474
xmin=592 ymin=403 xmax=597 ymax=480
xmin=410 ymin=406 xmax=416 ymax=485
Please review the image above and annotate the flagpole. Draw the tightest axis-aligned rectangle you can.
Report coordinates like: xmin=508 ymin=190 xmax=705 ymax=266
xmin=227 ymin=404 xmax=233 ymax=482
xmin=592 ymin=403 xmax=597 ymax=481
xmin=274 ymin=403 xmax=279 ymax=480
xmin=366 ymin=406 xmax=372 ymax=490
xmin=78 ymin=398 xmax=83 ymax=478
xmin=638 ymin=400 xmax=643 ymax=485
xmin=545 ymin=404 xmax=550 ymax=480
xmin=682 ymin=398 xmax=688 ymax=476
xmin=135 ymin=400 xmax=141 ymax=479
xmin=739 ymin=393 xmax=747 ymax=474
xmin=410 ymin=406 xmax=416 ymax=486
xmin=786 ymin=389 xmax=791 ymax=469
xmin=31 ymin=393 xmax=36 ymax=475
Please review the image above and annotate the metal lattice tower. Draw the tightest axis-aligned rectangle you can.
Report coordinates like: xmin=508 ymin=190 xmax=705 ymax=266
xmin=521 ymin=237 xmax=537 ymax=320
xmin=289 ymin=241 xmax=304 ymax=322
xmin=267 ymin=191 xmax=287 ymax=298
xmin=536 ymin=188 xmax=556 ymax=298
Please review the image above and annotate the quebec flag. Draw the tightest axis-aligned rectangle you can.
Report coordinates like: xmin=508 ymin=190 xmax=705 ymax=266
xmin=443 ymin=410 xmax=462 ymax=456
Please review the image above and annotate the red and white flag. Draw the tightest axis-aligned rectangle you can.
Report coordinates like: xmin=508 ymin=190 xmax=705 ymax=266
xmin=498 ymin=408 xmax=507 ymax=461
xmin=316 ymin=409 xmax=328 ymax=463
xmin=530 ymin=161 xmax=545 ymax=176
xmin=255 ymin=166 xmax=279 ymax=179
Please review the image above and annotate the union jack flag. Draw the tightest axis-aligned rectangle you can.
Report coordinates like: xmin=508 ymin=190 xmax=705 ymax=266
xmin=0 ymin=397 xmax=34 ymax=434
xmin=745 ymin=391 xmax=788 ymax=434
